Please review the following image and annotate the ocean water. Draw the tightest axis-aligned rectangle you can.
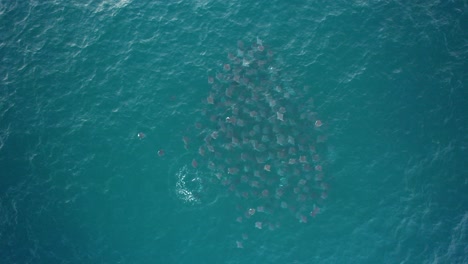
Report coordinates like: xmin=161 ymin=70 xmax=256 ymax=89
xmin=1 ymin=0 xmax=467 ymax=263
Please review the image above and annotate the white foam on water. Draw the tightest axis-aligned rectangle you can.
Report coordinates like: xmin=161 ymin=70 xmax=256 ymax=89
xmin=174 ymin=165 xmax=202 ymax=205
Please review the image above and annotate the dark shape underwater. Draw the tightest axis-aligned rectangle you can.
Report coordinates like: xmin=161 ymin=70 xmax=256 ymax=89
xmin=177 ymin=38 xmax=330 ymax=247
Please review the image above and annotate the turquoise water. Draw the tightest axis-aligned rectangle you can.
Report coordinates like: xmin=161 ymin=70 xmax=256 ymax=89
xmin=1 ymin=0 xmax=467 ymax=263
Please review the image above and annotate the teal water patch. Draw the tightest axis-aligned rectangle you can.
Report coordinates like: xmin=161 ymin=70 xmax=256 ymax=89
xmin=0 ymin=0 xmax=467 ymax=263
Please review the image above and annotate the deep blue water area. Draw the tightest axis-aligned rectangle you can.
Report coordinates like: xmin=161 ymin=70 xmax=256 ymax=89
xmin=1 ymin=1 xmax=467 ymax=263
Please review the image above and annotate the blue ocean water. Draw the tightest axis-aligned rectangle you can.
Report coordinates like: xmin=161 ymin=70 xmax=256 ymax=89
xmin=1 ymin=0 xmax=467 ymax=263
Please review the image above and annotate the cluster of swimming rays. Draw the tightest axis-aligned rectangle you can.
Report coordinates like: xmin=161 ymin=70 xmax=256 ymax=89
xmin=181 ymin=39 xmax=329 ymax=248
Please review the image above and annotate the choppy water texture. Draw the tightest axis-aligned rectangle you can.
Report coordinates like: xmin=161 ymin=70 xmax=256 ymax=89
xmin=1 ymin=0 xmax=467 ymax=263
